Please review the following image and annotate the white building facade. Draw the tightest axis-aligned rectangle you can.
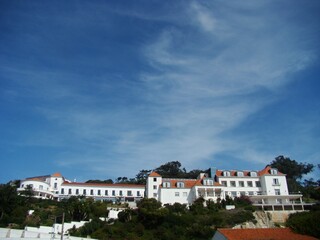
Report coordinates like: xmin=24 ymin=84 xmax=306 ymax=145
xmin=18 ymin=165 xmax=304 ymax=210
xmin=146 ymin=166 xmax=304 ymax=210
xmin=17 ymin=173 xmax=145 ymax=202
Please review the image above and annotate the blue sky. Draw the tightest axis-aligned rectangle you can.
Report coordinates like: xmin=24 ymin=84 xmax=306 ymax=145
xmin=1 ymin=0 xmax=319 ymax=183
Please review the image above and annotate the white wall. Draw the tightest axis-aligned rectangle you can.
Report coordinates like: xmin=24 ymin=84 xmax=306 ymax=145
xmin=216 ymin=176 xmax=261 ymax=197
xmin=60 ymin=184 xmax=145 ymax=199
xmin=261 ymin=175 xmax=289 ymax=196
xmin=160 ymin=188 xmax=192 ymax=205
xmin=146 ymin=176 xmax=161 ymax=199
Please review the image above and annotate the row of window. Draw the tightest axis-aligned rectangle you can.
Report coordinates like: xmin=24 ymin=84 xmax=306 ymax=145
xmin=61 ymin=188 xmax=142 ymax=197
xmin=222 ymin=169 xmax=278 ymax=177
xmin=153 ymin=192 xmax=188 ymax=198
xmin=220 ymin=180 xmax=261 ymax=188
xmin=222 ymin=171 xmax=257 ymax=177
xmin=22 ymin=184 xmax=49 ymax=191
xmin=228 ymin=189 xmax=281 ymax=196
xmin=161 ymin=182 xmax=185 ymax=188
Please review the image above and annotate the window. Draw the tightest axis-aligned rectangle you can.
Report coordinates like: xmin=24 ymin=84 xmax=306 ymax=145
xmin=105 ymin=190 xmax=108 ymax=196
xmin=68 ymin=189 xmax=72 ymax=194
xmin=248 ymin=191 xmax=254 ymax=196
xmin=128 ymin=191 xmax=132 ymax=196
xmin=250 ymin=172 xmax=257 ymax=177
xmin=175 ymin=192 xmax=180 ymax=197
xmin=90 ymin=189 xmax=94 ymax=195
xmin=239 ymin=181 xmax=244 ymax=187
xmin=230 ymin=181 xmax=236 ymax=187
xmin=83 ymin=189 xmax=86 ymax=195
xmin=237 ymin=171 xmax=244 ymax=177
xmin=153 ymin=185 xmax=157 ymax=190
xmin=204 ymin=179 xmax=214 ymax=185
xmin=54 ymin=183 xmax=58 ymax=189
xmin=221 ymin=181 xmax=227 ymax=186
xmin=255 ymin=181 xmax=261 ymax=187
xmin=76 ymin=189 xmax=79 ymax=195
xmin=240 ymin=191 xmax=246 ymax=196
xmin=119 ymin=190 xmax=123 ymax=196
xmin=98 ymin=190 xmax=101 ymax=195
xmin=153 ymin=178 xmax=157 ymax=182
xmin=223 ymin=171 xmax=231 ymax=177
xmin=177 ymin=182 xmax=185 ymax=188
xmin=183 ymin=192 xmax=187 ymax=197
xmin=275 ymin=189 xmax=281 ymax=195
xmin=153 ymin=193 xmax=157 ymax=197
xmin=273 ymin=178 xmax=280 ymax=186
xmin=39 ymin=185 xmax=43 ymax=190
xmin=270 ymin=169 xmax=278 ymax=175
xmin=163 ymin=182 xmax=171 ymax=188
xmin=61 ymin=188 xmax=64 ymax=194
xmin=137 ymin=191 xmax=141 ymax=197
xmin=247 ymin=181 xmax=253 ymax=187
xmin=112 ymin=190 xmax=115 ymax=196
xmin=231 ymin=191 xmax=237 ymax=197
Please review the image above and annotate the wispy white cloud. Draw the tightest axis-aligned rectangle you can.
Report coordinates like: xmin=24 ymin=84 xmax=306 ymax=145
xmin=1 ymin=0 xmax=318 ymax=181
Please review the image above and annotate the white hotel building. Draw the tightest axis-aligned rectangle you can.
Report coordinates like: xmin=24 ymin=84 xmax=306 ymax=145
xmin=18 ymin=166 xmax=305 ymax=210
xmin=17 ymin=173 xmax=145 ymax=202
xmin=146 ymin=166 xmax=305 ymax=210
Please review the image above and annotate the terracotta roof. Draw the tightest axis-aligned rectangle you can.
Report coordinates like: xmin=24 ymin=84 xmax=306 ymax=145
xmin=51 ymin=172 xmax=62 ymax=177
xmin=149 ymin=171 xmax=161 ymax=177
xmin=161 ymin=179 xmax=198 ymax=188
xmin=161 ymin=178 xmax=221 ymax=188
xmin=25 ymin=175 xmax=50 ymax=180
xmin=62 ymin=182 xmax=145 ymax=188
xmin=215 ymin=228 xmax=317 ymax=240
xmin=215 ymin=170 xmax=253 ymax=177
xmin=258 ymin=166 xmax=285 ymax=176
xmin=25 ymin=177 xmax=45 ymax=181
xmin=214 ymin=166 xmax=285 ymax=177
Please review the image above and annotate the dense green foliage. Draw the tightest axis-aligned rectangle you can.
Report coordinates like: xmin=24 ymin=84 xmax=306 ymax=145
xmin=0 ymin=184 xmax=111 ymax=229
xmin=286 ymin=204 xmax=320 ymax=238
xmin=70 ymin=197 xmax=255 ymax=240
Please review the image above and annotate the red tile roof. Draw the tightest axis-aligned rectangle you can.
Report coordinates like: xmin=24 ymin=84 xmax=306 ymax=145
xmin=215 ymin=166 xmax=285 ymax=177
xmin=161 ymin=178 xmax=222 ymax=188
xmin=161 ymin=179 xmax=198 ymax=188
xmin=51 ymin=172 xmax=62 ymax=177
xmin=215 ymin=170 xmax=252 ymax=177
xmin=149 ymin=171 xmax=161 ymax=177
xmin=215 ymin=228 xmax=317 ymax=240
xmin=258 ymin=166 xmax=285 ymax=176
xmin=62 ymin=182 xmax=145 ymax=188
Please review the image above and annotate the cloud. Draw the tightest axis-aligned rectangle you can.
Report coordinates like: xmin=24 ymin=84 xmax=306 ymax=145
xmin=189 ymin=2 xmax=216 ymax=32
xmin=2 ymin=1 xmax=317 ymax=180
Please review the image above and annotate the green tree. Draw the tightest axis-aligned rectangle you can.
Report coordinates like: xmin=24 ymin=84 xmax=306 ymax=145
xmin=155 ymin=161 xmax=185 ymax=178
xmin=137 ymin=198 xmax=169 ymax=229
xmin=270 ymin=155 xmax=314 ymax=192
xmin=63 ymin=196 xmax=94 ymax=221
xmin=286 ymin=207 xmax=320 ymax=238
xmin=135 ymin=169 xmax=152 ymax=184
